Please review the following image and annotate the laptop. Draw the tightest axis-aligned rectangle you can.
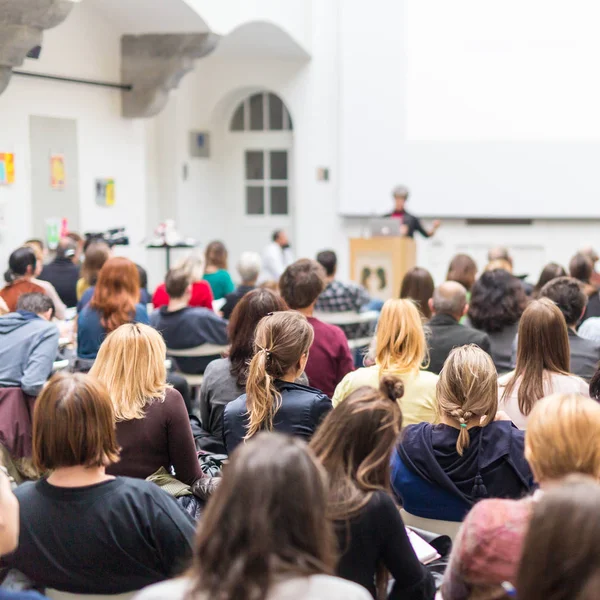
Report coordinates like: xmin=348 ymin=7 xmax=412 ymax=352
xmin=369 ymin=218 xmax=403 ymax=237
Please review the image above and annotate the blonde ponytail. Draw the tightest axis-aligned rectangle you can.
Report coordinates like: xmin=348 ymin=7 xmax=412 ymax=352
xmin=244 ymin=311 xmax=314 ymax=441
xmin=437 ymin=345 xmax=498 ymax=456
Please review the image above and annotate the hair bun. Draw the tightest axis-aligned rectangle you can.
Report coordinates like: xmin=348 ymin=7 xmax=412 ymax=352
xmin=379 ymin=375 xmax=404 ymax=402
xmin=3 ymin=270 xmax=15 ymax=284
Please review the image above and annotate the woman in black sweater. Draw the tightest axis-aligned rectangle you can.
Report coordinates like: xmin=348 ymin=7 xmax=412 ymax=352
xmin=310 ymin=377 xmax=435 ymax=600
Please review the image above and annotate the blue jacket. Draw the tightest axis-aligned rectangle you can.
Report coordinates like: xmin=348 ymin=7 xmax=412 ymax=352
xmin=0 ymin=311 xmax=59 ymax=396
xmin=392 ymin=421 xmax=533 ymax=522
xmin=223 ymin=381 xmax=332 ymax=453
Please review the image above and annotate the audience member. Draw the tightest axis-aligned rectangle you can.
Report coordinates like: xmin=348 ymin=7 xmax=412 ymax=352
xmin=581 ymin=245 xmax=600 ymax=288
xmin=516 ymin=476 xmax=600 ymax=600
xmin=24 ymin=238 xmax=46 ymax=261
xmin=76 ymin=240 xmax=111 ymax=304
xmin=333 ymin=299 xmax=437 ymax=425
xmin=1 ymin=372 xmax=196 ymax=595
xmin=134 ymin=433 xmax=370 ymax=600
xmin=203 ymin=241 xmax=235 ymax=300
xmin=0 ymin=247 xmax=46 ymax=312
xmin=446 ymin=253 xmax=478 ymax=294
xmin=150 ymin=268 xmax=228 ymax=374
xmin=0 ymin=293 xmax=58 ymax=397
xmin=426 ymin=281 xmax=491 ymax=374
xmin=467 ymin=269 xmax=527 ymax=373
xmin=136 ymin=263 xmax=152 ymax=305
xmin=199 ymin=288 xmax=287 ymax=453
xmin=0 ymin=467 xmax=46 ymax=600
xmin=39 ymin=238 xmax=80 ymax=308
xmin=223 ymin=311 xmax=332 ymax=453
xmin=25 ymin=242 xmax=66 ymax=320
xmin=65 ymin=231 xmax=84 ymax=264
xmin=315 ymin=249 xmax=372 ymax=340
xmin=442 ymin=393 xmax=600 ymax=599
xmin=531 ymin=262 xmax=567 ymax=298
xmin=487 ymin=246 xmax=513 ymax=268
xmin=311 ymin=377 xmax=436 ymax=600
xmin=572 ymin=252 xmax=600 ymax=322
xmin=539 ymin=276 xmax=600 ymax=380
xmin=261 ymin=229 xmax=294 ymax=282
xmin=499 ymin=299 xmax=589 ymax=428
xmin=280 ymin=259 xmax=354 ymax=397
xmin=221 ymin=251 xmax=261 ymax=319
xmin=399 ymin=266 xmax=434 ymax=320
xmin=77 ymin=257 xmax=149 ymax=364
xmin=90 ymin=324 xmax=205 ymax=488
xmin=392 ymin=346 xmax=532 ymax=521
xmin=152 ymin=253 xmax=213 ymax=310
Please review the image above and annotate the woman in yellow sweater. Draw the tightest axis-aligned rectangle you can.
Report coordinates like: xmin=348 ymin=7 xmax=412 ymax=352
xmin=332 ymin=298 xmax=438 ymax=426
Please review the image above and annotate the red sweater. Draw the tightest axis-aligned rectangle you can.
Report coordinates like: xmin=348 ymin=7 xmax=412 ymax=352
xmin=152 ymin=281 xmax=213 ymax=310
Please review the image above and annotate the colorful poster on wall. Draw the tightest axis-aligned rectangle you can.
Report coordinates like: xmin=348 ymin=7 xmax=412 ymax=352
xmin=95 ymin=178 xmax=115 ymax=207
xmin=50 ymin=154 xmax=65 ymax=189
xmin=0 ymin=153 xmax=15 ymax=185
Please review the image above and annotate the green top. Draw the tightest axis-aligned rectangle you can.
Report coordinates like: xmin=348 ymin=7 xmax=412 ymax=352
xmin=203 ymin=269 xmax=235 ymax=301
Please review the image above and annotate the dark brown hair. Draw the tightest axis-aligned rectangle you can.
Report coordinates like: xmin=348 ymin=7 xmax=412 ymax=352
xmin=591 ymin=367 xmax=600 ymax=402
xmin=33 ymin=372 xmax=120 ymax=471
xmin=165 ymin=267 xmax=190 ymax=299
xmin=532 ymin=262 xmax=567 ymax=299
xmin=570 ymin=253 xmax=593 ymax=284
xmin=310 ymin=377 xmax=403 ymax=599
xmin=279 ymin=259 xmax=326 ymax=310
xmin=501 ymin=298 xmax=570 ymax=417
xmin=245 ymin=312 xmax=314 ymax=439
xmin=399 ymin=267 xmax=434 ymax=320
xmin=81 ymin=241 xmax=111 ymax=286
xmin=468 ymin=269 xmax=528 ymax=333
xmin=516 ymin=475 xmax=600 ymax=600
xmin=205 ymin=241 xmax=228 ymax=270
xmin=539 ymin=276 xmax=587 ymax=327
xmin=188 ymin=433 xmax=335 ymax=600
xmin=90 ymin=257 xmax=140 ymax=333
xmin=227 ymin=288 xmax=288 ymax=387
xmin=446 ymin=254 xmax=478 ymax=291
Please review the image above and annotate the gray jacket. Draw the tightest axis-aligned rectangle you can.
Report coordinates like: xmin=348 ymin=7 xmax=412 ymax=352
xmin=0 ymin=312 xmax=59 ymax=396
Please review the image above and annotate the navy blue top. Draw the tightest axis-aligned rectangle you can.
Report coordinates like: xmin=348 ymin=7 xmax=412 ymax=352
xmin=77 ymin=304 xmax=149 ymax=359
xmin=392 ymin=421 xmax=533 ymax=522
xmin=223 ymin=381 xmax=332 ymax=453
xmin=0 ymin=591 xmax=46 ymax=599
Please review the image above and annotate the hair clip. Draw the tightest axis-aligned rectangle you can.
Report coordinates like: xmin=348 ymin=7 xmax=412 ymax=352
xmin=460 ymin=423 xmax=468 ymax=428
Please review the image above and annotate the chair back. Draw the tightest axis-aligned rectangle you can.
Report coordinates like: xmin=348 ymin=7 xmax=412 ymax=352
xmin=46 ymin=591 xmax=136 ymax=600
xmin=166 ymin=344 xmax=228 ymax=358
xmin=400 ymin=509 xmax=462 ymax=541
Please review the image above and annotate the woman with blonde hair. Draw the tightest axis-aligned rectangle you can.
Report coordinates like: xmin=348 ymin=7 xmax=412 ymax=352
xmin=442 ymin=393 xmax=600 ymax=600
xmin=392 ymin=345 xmax=532 ymax=522
xmin=333 ymin=299 xmax=437 ymax=426
xmin=90 ymin=323 xmax=205 ymax=487
xmin=311 ymin=378 xmax=435 ymax=600
xmin=499 ymin=298 xmax=589 ymax=429
xmin=152 ymin=252 xmax=213 ymax=310
xmin=223 ymin=311 xmax=332 ymax=453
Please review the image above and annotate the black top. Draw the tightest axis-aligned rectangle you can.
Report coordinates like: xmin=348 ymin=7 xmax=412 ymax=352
xmin=336 ymin=491 xmax=435 ymax=600
xmin=568 ymin=328 xmax=600 ymax=381
xmin=426 ymin=314 xmax=492 ymax=375
xmin=221 ymin=284 xmax=255 ymax=320
xmin=223 ymin=380 xmax=332 ymax=453
xmin=582 ymin=292 xmax=600 ymax=323
xmin=3 ymin=477 xmax=196 ymax=594
xmin=39 ymin=258 xmax=80 ymax=308
xmin=384 ymin=211 xmax=430 ymax=238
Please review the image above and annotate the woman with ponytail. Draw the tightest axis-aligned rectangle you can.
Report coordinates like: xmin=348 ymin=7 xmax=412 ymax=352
xmin=311 ymin=377 xmax=435 ymax=600
xmin=223 ymin=311 xmax=332 ymax=453
xmin=0 ymin=247 xmax=46 ymax=312
xmin=391 ymin=345 xmax=533 ymax=522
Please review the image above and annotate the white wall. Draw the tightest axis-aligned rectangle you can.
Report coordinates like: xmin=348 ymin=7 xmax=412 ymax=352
xmin=0 ymin=3 xmax=149 ymax=267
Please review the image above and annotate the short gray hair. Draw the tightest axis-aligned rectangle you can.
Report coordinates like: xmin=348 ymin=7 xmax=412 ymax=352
xmin=17 ymin=293 xmax=54 ymax=317
xmin=238 ymin=252 xmax=262 ymax=283
xmin=392 ymin=185 xmax=410 ymax=199
xmin=432 ymin=281 xmax=467 ymax=317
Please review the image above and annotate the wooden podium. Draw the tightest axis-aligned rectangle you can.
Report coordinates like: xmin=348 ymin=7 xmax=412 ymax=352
xmin=349 ymin=237 xmax=416 ymax=301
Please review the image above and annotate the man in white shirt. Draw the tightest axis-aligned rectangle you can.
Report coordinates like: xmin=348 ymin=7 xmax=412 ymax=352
xmin=260 ymin=230 xmax=293 ymax=283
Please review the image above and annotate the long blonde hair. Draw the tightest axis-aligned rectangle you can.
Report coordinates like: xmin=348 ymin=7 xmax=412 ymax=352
xmin=89 ymin=323 xmax=169 ymax=421
xmin=437 ymin=345 xmax=498 ymax=456
xmin=245 ymin=312 xmax=314 ymax=440
xmin=375 ymin=299 xmax=428 ymax=374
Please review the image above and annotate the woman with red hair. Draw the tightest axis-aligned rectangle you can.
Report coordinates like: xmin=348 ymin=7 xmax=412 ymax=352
xmin=77 ymin=257 xmax=149 ymax=365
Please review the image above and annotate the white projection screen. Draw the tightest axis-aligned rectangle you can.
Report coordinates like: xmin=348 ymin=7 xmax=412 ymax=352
xmin=338 ymin=0 xmax=600 ymax=218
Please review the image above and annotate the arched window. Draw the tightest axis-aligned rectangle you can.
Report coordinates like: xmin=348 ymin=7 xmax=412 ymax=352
xmin=230 ymin=92 xmax=293 ymax=132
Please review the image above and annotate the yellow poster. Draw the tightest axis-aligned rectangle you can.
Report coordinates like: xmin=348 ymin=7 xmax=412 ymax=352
xmin=50 ymin=154 xmax=65 ymax=189
xmin=95 ymin=178 xmax=115 ymax=207
xmin=0 ymin=153 xmax=15 ymax=185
